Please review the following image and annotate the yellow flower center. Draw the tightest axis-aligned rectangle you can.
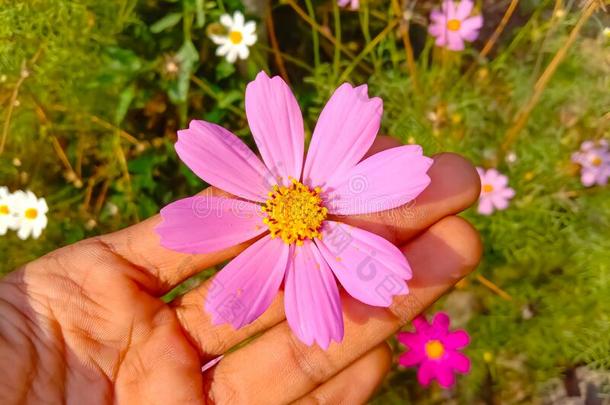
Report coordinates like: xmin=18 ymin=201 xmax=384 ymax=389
xmin=482 ymin=184 xmax=494 ymax=193
xmin=229 ymin=31 xmax=243 ymax=45
xmin=425 ymin=340 xmax=445 ymax=359
xmin=591 ymin=155 xmax=602 ymax=167
xmin=447 ymin=19 xmax=461 ymax=31
xmin=262 ymin=179 xmax=327 ymax=245
xmin=0 ymin=205 xmax=9 ymax=215
xmin=25 ymin=208 xmax=38 ymax=219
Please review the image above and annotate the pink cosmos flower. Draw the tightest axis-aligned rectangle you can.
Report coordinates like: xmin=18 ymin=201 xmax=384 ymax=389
xmin=571 ymin=140 xmax=610 ymax=187
xmin=476 ymin=167 xmax=515 ymax=215
xmin=338 ymin=0 xmax=359 ymax=10
xmin=156 ymin=71 xmax=433 ymax=349
xmin=428 ymin=0 xmax=484 ymax=51
xmin=397 ymin=312 xmax=470 ymax=389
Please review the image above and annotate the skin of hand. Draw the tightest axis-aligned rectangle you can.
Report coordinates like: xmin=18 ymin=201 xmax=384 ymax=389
xmin=0 ymin=137 xmax=482 ymax=405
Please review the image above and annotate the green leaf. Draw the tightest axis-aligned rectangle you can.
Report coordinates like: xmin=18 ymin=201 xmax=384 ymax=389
xmin=215 ymin=59 xmax=236 ymax=80
xmin=195 ymin=0 xmax=205 ymax=27
xmin=168 ymin=40 xmax=200 ymax=104
xmin=150 ymin=12 xmax=183 ymax=33
xmin=114 ymin=84 xmax=136 ymax=125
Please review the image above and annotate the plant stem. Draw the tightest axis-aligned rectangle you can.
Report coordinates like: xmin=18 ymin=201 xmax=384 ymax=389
xmin=266 ymin=11 xmax=291 ymax=84
xmin=390 ymin=0 xmax=420 ymax=93
xmin=304 ymin=0 xmax=321 ymax=69
xmin=332 ymin=0 xmax=342 ymax=81
xmin=480 ymin=0 xmax=520 ymax=59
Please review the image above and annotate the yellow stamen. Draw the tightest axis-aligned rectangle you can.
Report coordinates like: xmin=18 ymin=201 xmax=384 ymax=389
xmin=229 ymin=31 xmax=243 ymax=44
xmin=425 ymin=340 xmax=445 ymax=359
xmin=591 ymin=155 xmax=602 ymax=167
xmin=25 ymin=208 xmax=38 ymax=219
xmin=0 ymin=205 xmax=8 ymax=215
xmin=482 ymin=184 xmax=494 ymax=193
xmin=262 ymin=178 xmax=327 ymax=245
xmin=447 ymin=19 xmax=461 ymax=31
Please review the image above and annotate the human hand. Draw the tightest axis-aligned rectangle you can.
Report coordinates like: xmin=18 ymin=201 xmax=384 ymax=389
xmin=0 ymin=137 xmax=481 ymax=404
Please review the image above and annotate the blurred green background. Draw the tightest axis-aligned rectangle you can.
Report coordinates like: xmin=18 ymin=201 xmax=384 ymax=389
xmin=1 ymin=0 xmax=609 ymax=402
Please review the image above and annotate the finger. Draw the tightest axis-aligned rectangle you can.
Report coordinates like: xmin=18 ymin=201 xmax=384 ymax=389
xmin=101 ymin=138 xmax=479 ymax=294
xmin=170 ymin=152 xmax=480 ymax=355
xmin=205 ymin=216 xmax=482 ymax=404
xmin=292 ymin=343 xmax=392 ymax=405
xmin=341 ymin=151 xmax=481 ymax=245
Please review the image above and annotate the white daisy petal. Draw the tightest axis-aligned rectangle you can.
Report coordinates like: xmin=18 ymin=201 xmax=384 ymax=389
xmin=243 ymin=32 xmax=257 ymax=46
xmin=210 ymin=34 xmax=227 ymax=45
xmin=219 ymin=14 xmax=233 ymax=28
xmin=226 ymin=48 xmax=238 ymax=63
xmin=238 ymin=45 xmax=250 ymax=60
xmin=243 ymin=21 xmax=256 ymax=35
xmin=216 ymin=42 xmax=231 ymax=57
xmin=233 ymin=11 xmax=245 ymax=29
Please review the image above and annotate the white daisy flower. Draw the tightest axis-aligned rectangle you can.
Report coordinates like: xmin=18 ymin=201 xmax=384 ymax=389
xmin=0 ymin=187 xmax=20 ymax=235
xmin=13 ymin=190 xmax=48 ymax=240
xmin=210 ymin=11 xmax=257 ymax=64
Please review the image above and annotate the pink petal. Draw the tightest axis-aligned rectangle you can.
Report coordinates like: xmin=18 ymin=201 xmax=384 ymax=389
xmin=399 ymin=349 xmax=425 ymax=367
xmin=435 ymin=363 xmax=457 ymax=388
xmin=325 ymin=145 xmax=432 ymax=215
xmin=491 ymin=195 xmax=510 ymax=210
xmin=435 ymin=34 xmax=448 ymax=47
xmin=157 ymin=196 xmax=266 ymax=254
xmin=490 ymin=172 xmax=508 ymax=188
xmin=176 ymin=120 xmax=274 ymax=202
xmin=443 ymin=330 xmax=470 ymax=350
xmin=397 ymin=331 xmax=424 ymax=348
xmin=417 ymin=360 xmax=437 ymax=386
xmin=205 ymin=235 xmax=289 ymax=328
xmin=477 ymin=196 xmax=494 ymax=215
xmin=430 ymin=10 xmax=447 ymax=23
xmin=315 ymin=221 xmax=411 ymax=307
xmin=581 ymin=169 xmax=597 ymax=187
xmin=428 ymin=22 xmax=447 ymax=38
xmin=447 ymin=32 xmax=465 ymax=51
xmin=245 ymin=72 xmax=305 ymax=185
xmin=412 ymin=315 xmax=432 ymax=333
xmin=460 ymin=15 xmax=483 ymax=42
xmin=499 ymin=187 xmax=515 ymax=199
xmin=447 ymin=351 xmax=471 ymax=373
xmin=431 ymin=312 xmax=451 ymax=334
xmin=455 ymin=0 xmax=474 ymax=19
xmin=441 ymin=0 xmax=457 ymax=19
xmin=303 ymin=83 xmax=382 ymax=188
xmin=284 ymin=241 xmax=344 ymax=349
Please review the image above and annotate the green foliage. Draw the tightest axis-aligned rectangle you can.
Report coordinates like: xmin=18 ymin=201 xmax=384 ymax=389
xmin=1 ymin=0 xmax=609 ymax=402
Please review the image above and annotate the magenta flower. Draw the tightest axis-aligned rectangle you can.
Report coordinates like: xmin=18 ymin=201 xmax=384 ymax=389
xmin=338 ymin=0 xmax=359 ymax=10
xmin=571 ymin=140 xmax=610 ymax=187
xmin=156 ymin=71 xmax=433 ymax=349
xmin=397 ymin=312 xmax=470 ymax=389
xmin=428 ymin=0 xmax=483 ymax=51
xmin=476 ymin=167 xmax=515 ymax=215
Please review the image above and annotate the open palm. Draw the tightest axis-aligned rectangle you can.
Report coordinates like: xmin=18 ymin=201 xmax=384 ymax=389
xmin=0 ymin=139 xmax=481 ymax=404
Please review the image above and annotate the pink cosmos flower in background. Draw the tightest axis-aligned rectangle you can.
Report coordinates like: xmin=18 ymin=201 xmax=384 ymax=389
xmin=476 ymin=167 xmax=515 ymax=215
xmin=397 ymin=312 xmax=470 ymax=389
xmin=428 ymin=0 xmax=484 ymax=51
xmin=338 ymin=0 xmax=359 ymax=10
xmin=156 ymin=71 xmax=433 ymax=349
xmin=571 ymin=140 xmax=610 ymax=187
